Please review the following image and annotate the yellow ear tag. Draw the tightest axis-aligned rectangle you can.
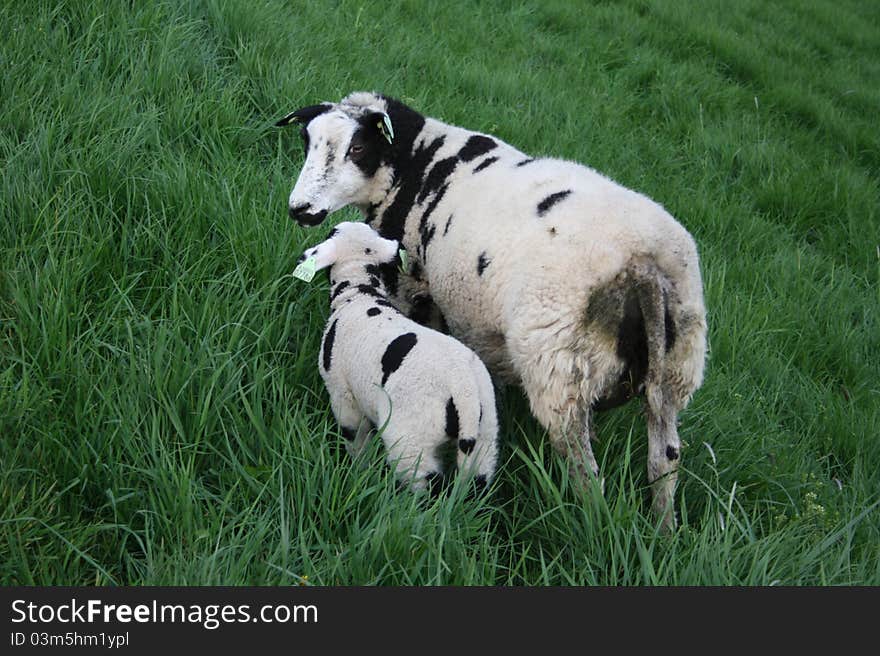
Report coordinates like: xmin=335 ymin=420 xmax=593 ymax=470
xmin=293 ymin=256 xmax=318 ymax=282
xmin=398 ymin=248 xmax=408 ymax=274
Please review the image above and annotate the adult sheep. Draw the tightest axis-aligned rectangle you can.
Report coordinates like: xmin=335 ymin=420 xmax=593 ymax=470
xmin=277 ymin=92 xmax=707 ymax=530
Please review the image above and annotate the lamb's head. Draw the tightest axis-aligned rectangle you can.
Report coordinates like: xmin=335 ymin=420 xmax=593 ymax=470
xmin=277 ymin=93 xmax=396 ymax=227
xmin=298 ymin=221 xmax=400 ymax=283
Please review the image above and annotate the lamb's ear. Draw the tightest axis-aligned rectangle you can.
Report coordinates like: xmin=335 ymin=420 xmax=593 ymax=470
xmin=306 ymin=238 xmax=339 ymax=272
xmin=275 ymin=103 xmax=333 ymax=127
xmin=364 ymin=111 xmax=394 ymax=144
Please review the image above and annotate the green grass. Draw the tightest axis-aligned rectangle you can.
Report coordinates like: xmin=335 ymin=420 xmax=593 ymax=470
xmin=2 ymin=0 xmax=878 ymax=585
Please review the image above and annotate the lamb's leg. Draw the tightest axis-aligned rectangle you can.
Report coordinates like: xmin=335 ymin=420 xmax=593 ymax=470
xmin=381 ymin=419 xmax=444 ymax=493
xmin=646 ymin=400 xmax=680 ymax=532
xmin=327 ymin=387 xmax=370 ymax=459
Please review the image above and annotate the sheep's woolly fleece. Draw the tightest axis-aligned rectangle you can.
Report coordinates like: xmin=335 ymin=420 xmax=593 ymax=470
xmin=300 ymin=221 xmax=499 ymax=490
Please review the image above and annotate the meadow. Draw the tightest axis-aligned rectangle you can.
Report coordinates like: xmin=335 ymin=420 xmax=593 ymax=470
xmin=1 ymin=0 xmax=878 ymax=585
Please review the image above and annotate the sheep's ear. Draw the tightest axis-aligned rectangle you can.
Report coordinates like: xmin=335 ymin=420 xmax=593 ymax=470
xmin=365 ymin=111 xmax=394 ymax=144
xmin=275 ymin=103 xmax=333 ymax=127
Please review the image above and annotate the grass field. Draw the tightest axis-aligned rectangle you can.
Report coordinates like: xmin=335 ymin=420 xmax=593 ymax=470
xmin=2 ymin=0 xmax=878 ymax=585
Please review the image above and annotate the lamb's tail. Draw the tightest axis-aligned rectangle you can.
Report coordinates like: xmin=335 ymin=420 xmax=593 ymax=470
xmin=449 ymin=365 xmax=498 ymax=489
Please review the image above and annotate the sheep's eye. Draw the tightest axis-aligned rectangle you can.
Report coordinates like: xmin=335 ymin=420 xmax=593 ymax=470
xmin=349 ymin=144 xmax=364 ymax=156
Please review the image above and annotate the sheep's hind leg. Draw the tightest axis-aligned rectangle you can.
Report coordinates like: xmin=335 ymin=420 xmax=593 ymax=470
xmin=646 ymin=399 xmax=680 ymax=532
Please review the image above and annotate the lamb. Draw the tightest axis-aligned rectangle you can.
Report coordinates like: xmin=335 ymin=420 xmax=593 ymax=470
xmin=277 ymin=93 xmax=707 ymax=529
xmin=296 ymin=221 xmax=499 ymax=491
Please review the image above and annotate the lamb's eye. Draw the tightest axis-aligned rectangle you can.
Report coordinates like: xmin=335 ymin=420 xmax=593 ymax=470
xmin=349 ymin=144 xmax=364 ymax=156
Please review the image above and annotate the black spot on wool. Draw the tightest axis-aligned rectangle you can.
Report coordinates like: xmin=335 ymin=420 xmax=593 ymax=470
xmin=418 ymin=157 xmax=458 ymax=204
xmin=369 ymin=97 xmax=432 ymax=241
xmin=356 ymin=284 xmax=384 ymax=299
xmin=537 ymin=190 xmax=573 ymax=216
xmin=381 ymin=332 xmax=418 ymax=386
xmin=367 ymin=307 xmax=381 ymax=317
xmin=666 ymin=445 xmax=679 ymax=461
xmin=443 ymin=214 xmax=454 ymax=236
xmin=473 ymin=156 xmax=499 ymax=173
xmin=477 ymin=252 xmax=491 ymax=276
xmin=322 ymin=319 xmax=338 ymax=372
xmin=445 ymin=398 xmax=459 ymax=439
xmin=458 ymin=438 xmax=476 ymax=454
xmin=330 ymin=280 xmax=350 ymax=302
xmin=516 ymin=158 xmax=535 ymax=167
xmin=457 ymin=135 xmax=497 ymax=162
xmin=365 ymin=261 xmax=400 ymax=297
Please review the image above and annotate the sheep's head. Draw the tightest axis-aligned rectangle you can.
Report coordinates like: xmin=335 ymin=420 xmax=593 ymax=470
xmin=277 ymin=93 xmax=395 ymax=227
xmin=297 ymin=221 xmax=400 ymax=276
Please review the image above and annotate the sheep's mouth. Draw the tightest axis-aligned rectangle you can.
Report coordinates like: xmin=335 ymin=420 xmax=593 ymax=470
xmin=292 ymin=209 xmax=329 ymax=226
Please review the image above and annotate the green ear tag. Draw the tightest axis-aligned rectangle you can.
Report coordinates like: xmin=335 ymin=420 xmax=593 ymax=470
xmin=398 ymin=248 xmax=408 ymax=273
xmin=378 ymin=114 xmax=394 ymax=144
xmin=293 ymin=256 xmax=318 ymax=282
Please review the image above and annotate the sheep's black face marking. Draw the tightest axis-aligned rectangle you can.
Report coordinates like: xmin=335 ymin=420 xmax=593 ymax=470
xmin=473 ymin=156 xmax=499 ymax=173
xmin=330 ymin=280 xmax=350 ymax=302
xmin=666 ymin=445 xmax=679 ymax=461
xmin=367 ymin=307 xmax=381 ymax=317
xmin=348 ymin=115 xmax=387 ymax=177
xmin=458 ymin=135 xmax=497 ymax=162
xmin=445 ymin=398 xmax=460 ymax=439
xmin=537 ymin=190 xmax=573 ymax=216
xmin=322 ymin=319 xmax=339 ymax=372
xmin=299 ymin=127 xmax=310 ymax=156
xmin=477 ymin=252 xmax=491 ymax=276
xmin=458 ymin=438 xmax=476 ymax=454
xmin=381 ymin=332 xmax=418 ymax=386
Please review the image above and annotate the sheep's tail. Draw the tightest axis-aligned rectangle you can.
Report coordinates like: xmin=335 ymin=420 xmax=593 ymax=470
xmin=631 ymin=259 xmax=668 ymax=413
xmin=451 ymin=365 xmax=498 ymax=488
